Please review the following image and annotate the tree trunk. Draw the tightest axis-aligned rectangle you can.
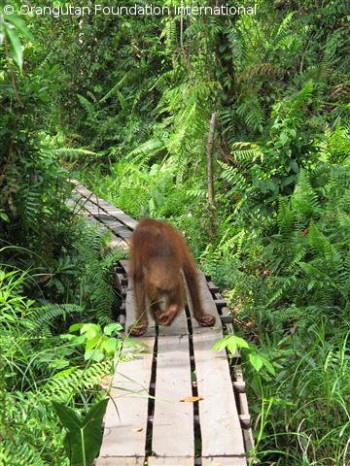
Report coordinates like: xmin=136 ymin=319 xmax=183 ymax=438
xmin=206 ymin=112 xmax=217 ymax=238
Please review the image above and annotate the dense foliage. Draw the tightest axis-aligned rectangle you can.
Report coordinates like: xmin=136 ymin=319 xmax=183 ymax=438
xmin=1 ymin=0 xmax=349 ymax=465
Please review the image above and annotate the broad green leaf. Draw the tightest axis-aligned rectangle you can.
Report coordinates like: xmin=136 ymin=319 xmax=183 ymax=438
xmin=74 ymin=335 xmax=87 ymax=345
xmin=53 ymin=399 xmax=108 ymax=466
xmin=0 ymin=211 xmax=9 ymax=222
xmin=70 ymin=323 xmax=84 ymax=332
xmin=85 ymin=335 xmax=101 ymax=352
xmin=104 ymin=322 xmax=123 ymax=336
xmin=84 ymin=349 xmax=104 ymax=362
xmin=213 ymin=335 xmax=249 ymax=355
xmin=53 ymin=367 xmax=76 ymax=379
xmin=80 ymin=323 xmax=101 ymax=337
xmin=53 ymin=402 xmax=82 ymax=429
xmin=6 ymin=14 xmax=34 ymax=41
xmin=231 ymin=336 xmax=249 ymax=349
xmin=84 ymin=398 xmax=108 ymax=425
xmin=213 ymin=335 xmax=249 ymax=354
xmin=249 ymin=352 xmax=264 ymax=372
xmin=102 ymin=338 xmax=118 ymax=355
xmin=4 ymin=25 xmax=23 ymax=69
xmin=264 ymin=359 xmax=276 ymax=376
xmin=212 ymin=335 xmax=231 ymax=352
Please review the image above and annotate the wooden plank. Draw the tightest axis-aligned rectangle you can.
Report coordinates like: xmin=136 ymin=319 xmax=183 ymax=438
xmin=157 ymin=312 xmax=189 ymax=336
xmin=83 ymin=206 xmax=101 ymax=216
xmin=109 ymin=235 xmax=129 ymax=251
xmin=234 ymin=367 xmax=251 ymax=430
xmin=148 ymin=457 xmax=194 ymax=465
xmin=97 ymin=338 xmax=154 ymax=461
xmin=74 ymin=183 xmax=93 ymax=198
xmin=96 ymin=457 xmax=145 ymax=465
xmin=83 ymin=211 xmax=132 ymax=241
xmin=192 ymin=332 xmax=246 ymax=460
xmin=120 ymin=259 xmax=129 ymax=272
xmin=77 ymin=200 xmax=130 ymax=250
xmin=95 ymin=200 xmax=138 ymax=230
xmin=152 ymin=336 xmax=194 ymax=458
xmin=125 ymin=278 xmax=157 ymax=337
xmin=99 ymin=217 xmax=133 ymax=239
xmin=202 ymin=456 xmax=247 ymax=466
xmin=158 ymin=297 xmax=189 ymax=336
xmin=214 ymin=299 xmax=227 ymax=310
xmin=207 ymin=281 xmax=219 ymax=293
xmin=98 ymin=215 xmax=129 ymax=230
xmin=112 ymin=230 xmax=132 ymax=241
xmin=188 ymin=272 xmax=222 ymax=332
xmin=243 ymin=429 xmax=255 ymax=455
xmin=73 ymin=182 xmax=137 ymax=230
xmin=81 ymin=199 xmax=102 ymax=214
xmin=77 ymin=188 xmax=137 ymax=230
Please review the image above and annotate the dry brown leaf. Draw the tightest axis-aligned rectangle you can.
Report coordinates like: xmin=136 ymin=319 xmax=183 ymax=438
xmin=179 ymin=396 xmax=204 ymax=403
xmin=131 ymin=427 xmax=143 ymax=432
xmin=100 ymin=375 xmax=112 ymax=390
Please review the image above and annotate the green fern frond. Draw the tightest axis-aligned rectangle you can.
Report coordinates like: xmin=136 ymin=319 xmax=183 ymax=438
xmin=77 ymin=94 xmax=95 ymax=115
xmin=42 ymin=360 xmax=112 ymax=401
xmin=48 ymin=147 xmax=97 ymax=158
xmin=127 ymin=137 xmax=167 ymax=165
xmin=27 ymin=304 xmax=83 ymax=331
xmin=0 ymin=442 xmax=47 ymax=466
xmin=231 ymin=142 xmax=263 ymax=163
xmin=237 ymin=63 xmax=284 ymax=84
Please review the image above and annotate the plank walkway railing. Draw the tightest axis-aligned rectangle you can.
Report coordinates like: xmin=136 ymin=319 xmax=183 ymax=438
xmin=71 ymin=181 xmax=254 ymax=466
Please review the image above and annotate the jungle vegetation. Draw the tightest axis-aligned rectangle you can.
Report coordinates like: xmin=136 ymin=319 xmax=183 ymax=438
xmin=1 ymin=1 xmax=349 ymax=465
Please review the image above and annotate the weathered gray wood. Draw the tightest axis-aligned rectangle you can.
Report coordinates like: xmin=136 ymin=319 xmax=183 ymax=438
xmin=83 ymin=205 xmax=101 ymax=215
xmin=202 ymin=456 xmax=247 ymax=466
xmin=207 ymin=281 xmax=219 ymax=292
xmin=83 ymin=208 xmax=132 ymax=241
xmin=101 ymin=217 xmax=133 ymax=240
xmin=97 ymin=338 xmax=154 ymax=462
xmin=125 ymin=278 xmax=157 ymax=337
xmin=98 ymin=215 xmax=130 ymax=231
xmin=148 ymin=457 xmax=194 ymax=465
xmin=77 ymin=189 xmax=252 ymax=463
xmin=74 ymin=183 xmax=92 ymax=198
xmin=80 ymin=199 xmax=103 ymax=216
xmin=94 ymin=200 xmax=138 ymax=230
xmin=243 ymin=428 xmax=255 ymax=455
xmin=235 ymin=367 xmax=251 ymax=430
xmin=192 ymin=332 xmax=246 ymax=460
xmin=233 ymin=381 xmax=246 ymax=393
xmin=214 ymin=299 xmax=226 ymax=310
xmin=75 ymin=198 xmax=130 ymax=251
xmin=152 ymin=336 xmax=194 ymax=458
xmin=96 ymin=457 xmax=145 ymax=465
xmin=189 ymin=271 xmax=222 ymax=333
xmin=120 ymin=259 xmax=129 ymax=272
xmin=220 ymin=315 xmax=234 ymax=325
xmin=74 ymin=182 xmax=138 ymax=230
xmin=158 ymin=303 xmax=189 ymax=336
xmin=109 ymin=236 xmax=129 ymax=251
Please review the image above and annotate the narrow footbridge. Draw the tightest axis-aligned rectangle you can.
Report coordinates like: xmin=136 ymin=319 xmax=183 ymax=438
xmin=72 ymin=182 xmax=254 ymax=466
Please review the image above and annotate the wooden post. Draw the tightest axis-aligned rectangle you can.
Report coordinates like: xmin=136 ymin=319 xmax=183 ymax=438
xmin=206 ymin=112 xmax=217 ymax=238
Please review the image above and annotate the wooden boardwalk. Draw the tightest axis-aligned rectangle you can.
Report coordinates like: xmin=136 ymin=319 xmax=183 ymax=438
xmin=72 ymin=182 xmax=254 ymax=466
